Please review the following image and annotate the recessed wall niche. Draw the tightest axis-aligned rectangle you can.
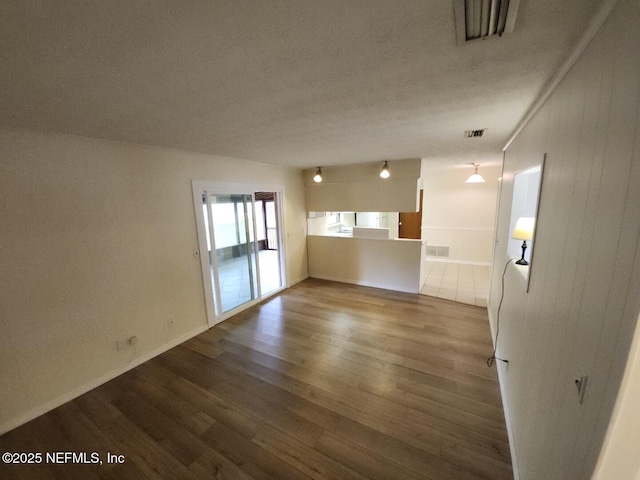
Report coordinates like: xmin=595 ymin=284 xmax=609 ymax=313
xmin=508 ymin=155 xmax=545 ymax=290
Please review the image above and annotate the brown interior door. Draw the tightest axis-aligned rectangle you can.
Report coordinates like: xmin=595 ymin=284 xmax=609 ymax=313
xmin=399 ymin=190 xmax=423 ymax=240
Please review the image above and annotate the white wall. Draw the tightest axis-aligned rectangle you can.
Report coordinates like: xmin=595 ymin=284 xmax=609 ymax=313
xmin=0 ymin=129 xmax=308 ymax=434
xmin=488 ymin=0 xmax=640 ymax=478
xmin=421 ymin=160 xmax=502 ymax=264
xmin=356 ymin=212 xmax=379 ymax=227
xmin=593 ymin=311 xmax=640 ymax=480
xmin=380 ymin=212 xmax=399 ymax=239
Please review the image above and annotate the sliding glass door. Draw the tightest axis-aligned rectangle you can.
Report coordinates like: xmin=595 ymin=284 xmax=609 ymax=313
xmin=207 ymin=193 xmax=258 ymax=313
xmin=193 ymin=183 xmax=285 ymax=326
xmin=255 ymin=192 xmax=282 ymax=296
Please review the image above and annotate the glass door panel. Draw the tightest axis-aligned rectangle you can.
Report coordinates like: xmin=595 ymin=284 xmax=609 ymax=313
xmin=255 ymin=192 xmax=282 ymax=295
xmin=209 ymin=193 xmax=258 ymax=314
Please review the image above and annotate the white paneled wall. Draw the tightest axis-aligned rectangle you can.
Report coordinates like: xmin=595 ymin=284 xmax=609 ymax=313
xmin=592 ymin=311 xmax=640 ymax=479
xmin=0 ymin=130 xmax=308 ymax=434
xmin=489 ymin=1 xmax=640 ymax=478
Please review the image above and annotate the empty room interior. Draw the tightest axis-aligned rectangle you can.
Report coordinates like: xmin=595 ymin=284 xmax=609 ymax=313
xmin=1 ymin=1 xmax=640 ymax=479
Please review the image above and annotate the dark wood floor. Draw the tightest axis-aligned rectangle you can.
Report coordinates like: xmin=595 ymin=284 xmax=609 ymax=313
xmin=0 ymin=279 xmax=513 ymax=480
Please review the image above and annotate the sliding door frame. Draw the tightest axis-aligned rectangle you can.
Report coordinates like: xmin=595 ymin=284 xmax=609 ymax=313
xmin=192 ymin=181 xmax=287 ymax=327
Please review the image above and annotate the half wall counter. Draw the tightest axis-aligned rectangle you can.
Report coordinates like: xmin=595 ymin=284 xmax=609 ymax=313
xmin=307 ymin=234 xmax=428 ymax=294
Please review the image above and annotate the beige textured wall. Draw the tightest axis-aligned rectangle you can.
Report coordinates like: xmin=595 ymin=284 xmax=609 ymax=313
xmin=303 ymin=159 xmax=421 ymax=213
xmin=0 ymin=129 xmax=308 ymax=434
xmin=489 ymin=0 xmax=640 ymax=478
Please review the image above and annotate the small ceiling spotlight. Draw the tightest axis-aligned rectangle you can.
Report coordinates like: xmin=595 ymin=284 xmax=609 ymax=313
xmin=380 ymin=160 xmax=390 ymax=179
xmin=313 ymin=167 xmax=323 ymax=183
xmin=465 ymin=163 xmax=486 ymax=183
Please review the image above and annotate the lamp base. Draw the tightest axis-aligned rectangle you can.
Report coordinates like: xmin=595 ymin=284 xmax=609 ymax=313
xmin=516 ymin=240 xmax=529 ymax=266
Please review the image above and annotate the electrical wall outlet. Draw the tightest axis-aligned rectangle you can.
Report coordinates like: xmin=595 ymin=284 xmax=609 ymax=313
xmin=116 ymin=336 xmax=137 ymax=351
xmin=168 ymin=318 xmax=174 ymax=328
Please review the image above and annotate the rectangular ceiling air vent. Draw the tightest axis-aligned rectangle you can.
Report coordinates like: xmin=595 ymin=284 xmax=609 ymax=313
xmin=465 ymin=129 xmax=486 ymax=138
xmin=453 ymin=0 xmax=520 ymax=45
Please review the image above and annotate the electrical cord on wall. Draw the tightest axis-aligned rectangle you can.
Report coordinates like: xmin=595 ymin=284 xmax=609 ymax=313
xmin=487 ymin=258 xmax=516 ymax=367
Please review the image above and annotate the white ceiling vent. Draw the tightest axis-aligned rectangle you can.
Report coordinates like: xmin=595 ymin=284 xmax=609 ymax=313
xmin=465 ymin=129 xmax=487 ymax=138
xmin=453 ymin=0 xmax=520 ymax=45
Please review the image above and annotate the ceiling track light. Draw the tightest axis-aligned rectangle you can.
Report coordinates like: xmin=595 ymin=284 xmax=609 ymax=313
xmin=465 ymin=163 xmax=486 ymax=183
xmin=380 ymin=160 xmax=390 ymax=179
xmin=313 ymin=167 xmax=323 ymax=183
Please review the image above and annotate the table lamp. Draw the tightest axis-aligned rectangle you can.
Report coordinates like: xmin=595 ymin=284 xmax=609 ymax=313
xmin=512 ymin=217 xmax=535 ymax=265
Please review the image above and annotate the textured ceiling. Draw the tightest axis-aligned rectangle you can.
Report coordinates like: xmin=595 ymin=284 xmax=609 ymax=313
xmin=0 ymin=1 xmax=604 ymax=167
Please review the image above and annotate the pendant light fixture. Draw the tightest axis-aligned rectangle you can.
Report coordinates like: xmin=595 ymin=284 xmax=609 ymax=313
xmin=380 ymin=160 xmax=390 ymax=179
xmin=465 ymin=163 xmax=486 ymax=183
xmin=313 ymin=167 xmax=323 ymax=183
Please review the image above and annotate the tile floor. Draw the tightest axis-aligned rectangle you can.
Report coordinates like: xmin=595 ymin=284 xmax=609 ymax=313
xmin=420 ymin=260 xmax=490 ymax=307
xmin=216 ymin=249 xmax=282 ymax=313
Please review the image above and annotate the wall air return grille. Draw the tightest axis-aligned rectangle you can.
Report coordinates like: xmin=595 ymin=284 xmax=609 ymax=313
xmin=453 ymin=0 xmax=520 ymax=45
xmin=426 ymin=246 xmax=450 ymax=258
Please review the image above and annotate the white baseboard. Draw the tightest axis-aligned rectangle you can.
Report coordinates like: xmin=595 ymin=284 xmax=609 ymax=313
xmin=0 ymin=323 xmax=209 ymax=436
xmin=488 ymin=308 xmax=520 ymax=480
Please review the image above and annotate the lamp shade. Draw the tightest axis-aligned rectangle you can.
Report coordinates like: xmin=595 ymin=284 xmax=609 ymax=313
xmin=465 ymin=163 xmax=486 ymax=183
xmin=512 ymin=217 xmax=535 ymax=241
xmin=465 ymin=173 xmax=485 ymax=183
